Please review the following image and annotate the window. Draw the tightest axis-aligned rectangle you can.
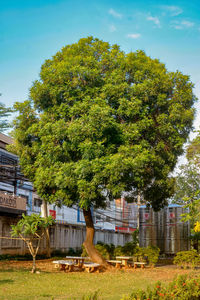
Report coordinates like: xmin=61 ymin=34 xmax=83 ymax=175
xmin=34 ymin=198 xmax=42 ymax=207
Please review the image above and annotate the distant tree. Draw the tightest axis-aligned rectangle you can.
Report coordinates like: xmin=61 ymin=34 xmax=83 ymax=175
xmin=174 ymin=133 xmax=200 ymax=251
xmin=0 ymin=100 xmax=13 ymax=132
xmin=10 ymin=37 xmax=196 ymax=265
xmin=11 ymin=214 xmax=55 ymax=273
xmin=187 ymin=130 xmax=200 ymax=164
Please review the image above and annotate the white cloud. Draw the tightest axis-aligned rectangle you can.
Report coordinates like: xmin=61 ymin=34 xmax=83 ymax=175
xmin=161 ymin=5 xmax=183 ymax=16
xmin=108 ymin=8 xmax=122 ymax=19
xmin=109 ymin=25 xmax=116 ymax=32
xmin=147 ymin=16 xmax=161 ymax=27
xmin=171 ymin=20 xmax=195 ymax=30
xmin=127 ymin=33 xmax=141 ymax=39
xmin=181 ymin=20 xmax=194 ymax=28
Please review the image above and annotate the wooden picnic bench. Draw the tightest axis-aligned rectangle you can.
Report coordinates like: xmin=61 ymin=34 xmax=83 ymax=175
xmin=134 ymin=262 xmax=146 ymax=269
xmin=107 ymin=260 xmax=122 ymax=269
xmin=53 ymin=260 xmax=75 ymax=271
xmin=83 ymin=262 xmax=100 ymax=273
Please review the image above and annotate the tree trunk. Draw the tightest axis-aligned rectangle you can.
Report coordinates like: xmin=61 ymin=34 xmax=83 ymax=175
xmin=42 ymin=200 xmax=51 ymax=258
xmin=32 ymin=255 xmax=36 ymax=273
xmin=83 ymin=208 xmax=108 ymax=267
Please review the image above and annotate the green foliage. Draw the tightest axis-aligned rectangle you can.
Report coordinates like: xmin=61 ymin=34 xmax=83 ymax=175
xmin=82 ymin=242 xmax=111 ymax=259
xmin=11 ymin=213 xmax=55 ymax=272
xmin=10 ymin=37 xmax=196 ymax=212
xmin=133 ymin=246 xmax=160 ymax=266
xmin=11 ymin=213 xmax=55 ymax=238
xmin=121 ymin=275 xmax=200 ymax=300
xmin=173 ymin=161 xmax=200 ymax=248
xmin=113 ymin=241 xmax=138 ymax=257
xmin=82 ymin=290 xmax=99 ymax=300
xmin=95 ymin=244 xmax=110 ymax=259
xmin=0 ymin=101 xmax=13 ymax=132
xmin=144 ymin=246 xmax=160 ymax=266
xmin=173 ymin=163 xmax=200 ymax=226
xmin=131 ymin=229 xmax=139 ymax=246
xmin=173 ymin=250 xmax=200 ymax=269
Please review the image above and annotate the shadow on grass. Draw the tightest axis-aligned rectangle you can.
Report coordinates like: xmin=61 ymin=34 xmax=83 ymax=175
xmin=0 ymin=279 xmax=14 ymax=284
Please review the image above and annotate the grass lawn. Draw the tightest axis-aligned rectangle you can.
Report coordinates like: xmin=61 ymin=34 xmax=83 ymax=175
xmin=0 ymin=260 xmax=199 ymax=300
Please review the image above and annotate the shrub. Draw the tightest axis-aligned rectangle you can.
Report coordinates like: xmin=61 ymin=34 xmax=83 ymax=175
xmin=114 ymin=245 xmax=124 ymax=257
xmin=144 ymin=246 xmax=160 ymax=267
xmin=173 ymin=250 xmax=200 ymax=269
xmin=121 ymin=275 xmax=200 ymax=300
xmin=95 ymin=244 xmax=110 ymax=259
xmin=133 ymin=246 xmax=145 ymax=261
xmin=104 ymin=243 xmax=115 ymax=259
xmin=82 ymin=243 xmax=110 ymax=259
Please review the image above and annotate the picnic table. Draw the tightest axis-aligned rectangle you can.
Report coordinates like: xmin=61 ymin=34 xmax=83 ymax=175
xmin=53 ymin=257 xmax=101 ymax=272
xmin=116 ymin=256 xmax=133 ymax=268
xmin=83 ymin=262 xmax=100 ymax=273
xmin=133 ymin=261 xmax=146 ymax=269
xmin=65 ymin=256 xmax=89 ymax=268
xmin=107 ymin=260 xmax=122 ymax=268
xmin=53 ymin=260 xmax=75 ymax=271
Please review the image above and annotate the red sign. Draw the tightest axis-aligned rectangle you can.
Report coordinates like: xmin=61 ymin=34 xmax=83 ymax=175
xmin=115 ymin=226 xmax=136 ymax=233
xmin=144 ymin=213 xmax=149 ymax=220
xmin=169 ymin=213 xmax=175 ymax=219
xmin=49 ymin=210 xmax=56 ymax=219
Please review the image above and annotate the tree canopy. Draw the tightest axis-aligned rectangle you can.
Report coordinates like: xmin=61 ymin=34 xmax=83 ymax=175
xmin=11 ymin=37 xmax=196 ymax=212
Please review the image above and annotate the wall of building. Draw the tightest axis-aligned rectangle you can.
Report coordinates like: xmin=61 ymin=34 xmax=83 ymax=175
xmin=0 ymin=217 xmax=132 ymax=255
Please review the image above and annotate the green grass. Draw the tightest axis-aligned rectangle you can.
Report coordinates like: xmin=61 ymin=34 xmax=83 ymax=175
xmin=0 ymin=265 xmax=199 ymax=300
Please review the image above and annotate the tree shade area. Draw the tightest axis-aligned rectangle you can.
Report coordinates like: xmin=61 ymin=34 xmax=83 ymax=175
xmin=10 ymin=37 xmax=196 ymax=264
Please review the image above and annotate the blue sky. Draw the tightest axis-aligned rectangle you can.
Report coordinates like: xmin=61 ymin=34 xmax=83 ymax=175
xmin=1 ymin=0 xmax=200 ymax=139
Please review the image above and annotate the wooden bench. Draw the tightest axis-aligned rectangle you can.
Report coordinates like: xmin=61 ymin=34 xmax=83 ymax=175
xmin=134 ymin=262 xmax=146 ymax=269
xmin=53 ymin=260 xmax=75 ymax=271
xmin=83 ymin=262 xmax=100 ymax=273
xmin=107 ymin=260 xmax=122 ymax=269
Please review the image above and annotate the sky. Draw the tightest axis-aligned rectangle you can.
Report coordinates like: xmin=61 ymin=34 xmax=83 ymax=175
xmin=1 ymin=0 xmax=200 ymax=148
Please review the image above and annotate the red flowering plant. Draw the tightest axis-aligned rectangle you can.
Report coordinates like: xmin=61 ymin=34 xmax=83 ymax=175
xmin=121 ymin=275 xmax=200 ymax=300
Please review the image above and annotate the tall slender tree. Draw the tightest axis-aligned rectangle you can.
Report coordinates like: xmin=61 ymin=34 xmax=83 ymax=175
xmin=0 ymin=100 xmax=13 ymax=132
xmin=10 ymin=37 xmax=196 ymax=265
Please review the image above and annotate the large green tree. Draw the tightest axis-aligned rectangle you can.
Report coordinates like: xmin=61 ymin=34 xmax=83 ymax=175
xmin=10 ymin=37 xmax=196 ymax=265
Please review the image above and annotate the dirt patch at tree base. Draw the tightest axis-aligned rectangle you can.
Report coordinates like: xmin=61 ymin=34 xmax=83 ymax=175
xmin=0 ymin=259 xmax=200 ymax=280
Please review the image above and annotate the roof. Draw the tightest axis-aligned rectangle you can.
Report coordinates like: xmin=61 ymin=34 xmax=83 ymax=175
xmin=0 ymin=133 xmax=13 ymax=149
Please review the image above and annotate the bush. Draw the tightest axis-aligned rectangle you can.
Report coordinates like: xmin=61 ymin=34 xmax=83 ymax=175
xmin=81 ymin=243 xmax=110 ymax=259
xmin=121 ymin=275 xmax=200 ymax=300
xmin=95 ymin=244 xmax=110 ymax=259
xmin=173 ymin=250 xmax=200 ymax=269
xmin=133 ymin=246 xmax=146 ymax=262
xmin=114 ymin=245 xmax=124 ymax=257
xmin=144 ymin=246 xmax=160 ymax=267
